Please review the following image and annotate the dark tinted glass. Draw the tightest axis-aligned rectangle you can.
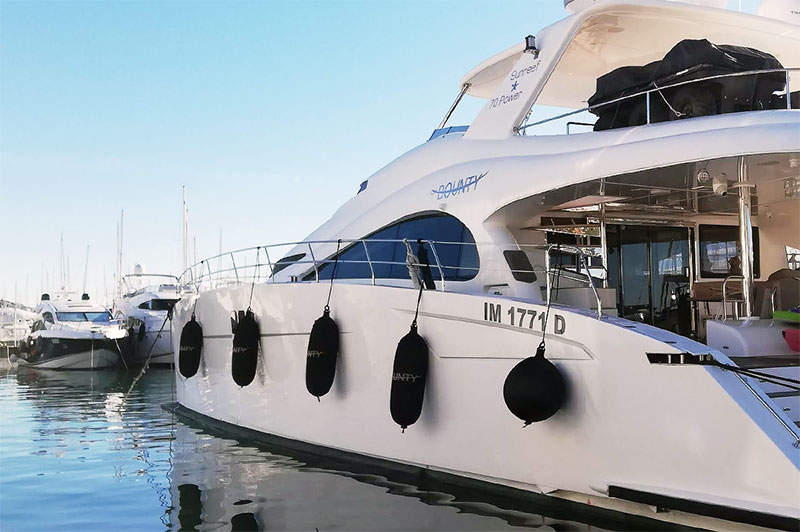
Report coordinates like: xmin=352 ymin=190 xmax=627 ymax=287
xmin=699 ymin=225 xmax=760 ymax=278
xmin=307 ymin=214 xmax=478 ymax=282
xmin=150 ymin=299 xmax=178 ymax=311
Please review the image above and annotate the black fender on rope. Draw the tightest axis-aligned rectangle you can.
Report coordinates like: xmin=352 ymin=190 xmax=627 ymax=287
xmin=231 ymin=309 xmax=260 ymax=387
xmin=390 ymin=323 xmax=429 ymax=431
xmin=306 ymin=307 xmax=339 ymax=399
xmin=178 ymin=315 xmax=203 ymax=379
xmin=138 ymin=323 xmax=146 ymax=342
xmin=503 ymin=341 xmax=566 ymax=425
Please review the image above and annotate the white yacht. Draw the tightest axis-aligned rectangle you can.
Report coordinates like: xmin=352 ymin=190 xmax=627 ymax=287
xmin=113 ymin=271 xmax=180 ymax=365
xmin=170 ymin=0 xmax=800 ymax=529
xmin=0 ymin=303 xmax=36 ymax=358
xmin=17 ymin=293 xmax=128 ymax=370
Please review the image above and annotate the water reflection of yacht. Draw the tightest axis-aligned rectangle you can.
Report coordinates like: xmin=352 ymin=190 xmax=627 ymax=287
xmin=172 ymin=0 xmax=800 ymax=529
xmin=113 ymin=271 xmax=180 ymax=365
xmin=17 ymin=293 xmax=127 ymax=370
xmin=168 ymin=422 xmax=610 ymax=531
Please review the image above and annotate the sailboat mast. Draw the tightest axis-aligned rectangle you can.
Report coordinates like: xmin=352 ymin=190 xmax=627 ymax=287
xmin=82 ymin=245 xmax=90 ymax=295
xmin=182 ymin=186 xmax=188 ymax=274
xmin=60 ymin=233 xmax=65 ymax=291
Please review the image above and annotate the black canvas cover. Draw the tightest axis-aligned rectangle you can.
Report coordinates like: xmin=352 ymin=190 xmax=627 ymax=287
xmin=588 ymin=39 xmax=786 ymax=130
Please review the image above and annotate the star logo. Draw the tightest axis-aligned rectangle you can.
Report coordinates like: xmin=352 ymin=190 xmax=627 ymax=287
xmin=511 ymin=81 xmax=518 ymax=91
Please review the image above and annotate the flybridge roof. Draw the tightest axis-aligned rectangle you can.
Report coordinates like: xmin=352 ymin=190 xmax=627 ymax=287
xmin=460 ymin=0 xmax=800 ymax=109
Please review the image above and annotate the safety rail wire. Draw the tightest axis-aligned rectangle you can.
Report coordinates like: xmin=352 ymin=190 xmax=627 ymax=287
xmin=517 ymin=67 xmax=798 ymax=134
xmin=178 ymin=240 xmax=604 ymax=318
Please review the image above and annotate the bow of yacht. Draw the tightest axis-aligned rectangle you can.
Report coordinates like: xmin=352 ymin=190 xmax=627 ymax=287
xmin=113 ymin=272 xmax=180 ymax=365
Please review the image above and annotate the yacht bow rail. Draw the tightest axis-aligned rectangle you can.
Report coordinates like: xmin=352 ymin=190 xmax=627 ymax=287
xmin=178 ymin=240 xmax=604 ymax=318
xmin=517 ymin=67 xmax=798 ymax=134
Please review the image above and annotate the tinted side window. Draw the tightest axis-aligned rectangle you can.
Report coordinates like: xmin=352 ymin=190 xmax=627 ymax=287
xmin=699 ymin=225 xmax=760 ymax=278
xmin=43 ymin=312 xmax=54 ymax=323
xmin=307 ymin=214 xmax=479 ymax=282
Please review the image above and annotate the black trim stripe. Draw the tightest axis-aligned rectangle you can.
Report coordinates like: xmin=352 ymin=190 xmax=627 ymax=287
xmin=607 ymin=485 xmax=799 ymax=531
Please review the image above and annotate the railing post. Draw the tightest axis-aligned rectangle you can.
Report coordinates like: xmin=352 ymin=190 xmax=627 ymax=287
xmin=425 ymin=240 xmax=446 ymax=292
xmin=545 ymin=247 xmax=552 ymax=306
xmin=786 ymin=69 xmax=792 ymax=110
xmin=578 ymin=250 xmax=603 ymax=319
xmin=307 ymin=243 xmax=319 ymax=282
xmin=262 ymin=247 xmax=274 ymax=283
xmin=646 ymin=91 xmax=651 ymax=124
xmin=361 ymin=241 xmax=376 ymax=286
xmin=230 ymin=252 xmax=240 ymax=284
xmin=204 ymin=260 xmax=213 ymax=288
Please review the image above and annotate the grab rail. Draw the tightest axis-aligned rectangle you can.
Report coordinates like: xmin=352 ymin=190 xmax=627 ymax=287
xmin=545 ymin=244 xmax=603 ymax=318
xmin=722 ymin=275 xmax=744 ymax=321
xmin=517 ymin=67 xmax=798 ymax=134
xmin=179 ymin=240 xmax=604 ymax=318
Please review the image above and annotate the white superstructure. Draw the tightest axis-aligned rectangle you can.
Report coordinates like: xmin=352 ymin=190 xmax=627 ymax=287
xmin=171 ymin=1 xmax=800 ymax=529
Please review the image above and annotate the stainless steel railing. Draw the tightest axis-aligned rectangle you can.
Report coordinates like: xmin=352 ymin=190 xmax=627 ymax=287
xmin=517 ymin=67 xmax=798 ymax=135
xmin=178 ymin=240 xmax=605 ymax=318
xmin=721 ymin=274 xmax=745 ymax=320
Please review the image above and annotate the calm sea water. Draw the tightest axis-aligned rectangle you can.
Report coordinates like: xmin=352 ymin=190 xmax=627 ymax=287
xmin=0 ymin=367 xmax=641 ymax=532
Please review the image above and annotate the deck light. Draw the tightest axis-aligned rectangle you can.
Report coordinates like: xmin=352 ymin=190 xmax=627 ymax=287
xmin=524 ymin=35 xmax=539 ymax=58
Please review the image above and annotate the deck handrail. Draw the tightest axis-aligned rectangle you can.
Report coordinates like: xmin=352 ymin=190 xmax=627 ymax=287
xmin=722 ymin=274 xmax=745 ymax=321
xmin=517 ymin=67 xmax=798 ymax=134
xmin=178 ymin=240 xmax=604 ymax=318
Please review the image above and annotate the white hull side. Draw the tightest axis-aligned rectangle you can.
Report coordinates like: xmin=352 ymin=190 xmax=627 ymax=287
xmin=18 ymin=348 xmax=119 ymax=370
xmin=129 ymin=329 xmax=173 ymax=364
xmin=173 ymin=283 xmax=800 ymax=523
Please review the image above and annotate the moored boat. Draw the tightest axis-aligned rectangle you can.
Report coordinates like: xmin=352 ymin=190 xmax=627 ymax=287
xmin=18 ymin=293 xmax=128 ymax=370
xmin=113 ymin=271 xmax=180 ymax=366
xmin=170 ymin=0 xmax=800 ymax=529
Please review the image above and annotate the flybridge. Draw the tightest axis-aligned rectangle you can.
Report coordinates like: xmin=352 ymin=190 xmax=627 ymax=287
xmin=436 ymin=0 xmax=800 ymax=140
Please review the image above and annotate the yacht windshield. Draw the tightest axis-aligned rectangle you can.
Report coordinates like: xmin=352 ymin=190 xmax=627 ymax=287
xmin=86 ymin=312 xmax=112 ymax=323
xmin=57 ymin=311 xmax=112 ymax=323
xmin=150 ymin=299 xmax=178 ymax=311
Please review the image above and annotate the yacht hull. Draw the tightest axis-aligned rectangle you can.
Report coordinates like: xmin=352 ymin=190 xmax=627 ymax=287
xmin=18 ymin=346 xmax=119 ymax=369
xmin=172 ymin=282 xmax=800 ymax=530
xmin=128 ymin=328 xmax=173 ymax=365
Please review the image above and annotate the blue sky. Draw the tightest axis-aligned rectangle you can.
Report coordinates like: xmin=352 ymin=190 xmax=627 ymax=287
xmin=0 ymin=0 xmax=758 ymax=305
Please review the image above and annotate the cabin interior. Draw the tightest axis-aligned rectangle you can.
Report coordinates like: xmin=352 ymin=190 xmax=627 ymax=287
xmin=494 ymin=152 xmax=800 ymax=348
